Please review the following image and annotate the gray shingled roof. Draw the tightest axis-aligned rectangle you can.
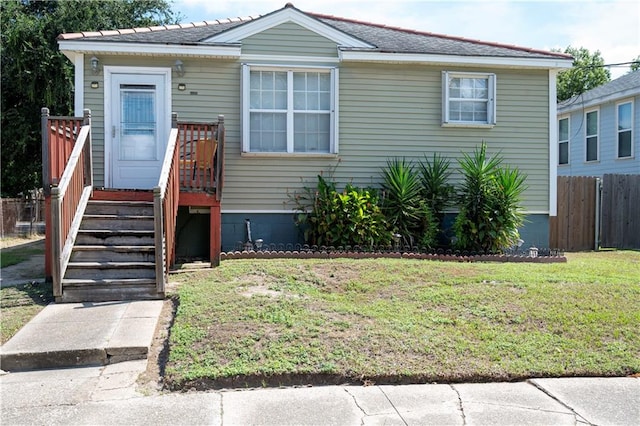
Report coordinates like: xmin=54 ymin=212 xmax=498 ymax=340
xmin=559 ymin=70 xmax=640 ymax=110
xmin=60 ymin=5 xmax=569 ymax=60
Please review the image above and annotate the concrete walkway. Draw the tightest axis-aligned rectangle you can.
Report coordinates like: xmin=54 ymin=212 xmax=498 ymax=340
xmin=0 ymin=301 xmax=163 ymax=370
xmin=1 ymin=302 xmax=638 ymax=425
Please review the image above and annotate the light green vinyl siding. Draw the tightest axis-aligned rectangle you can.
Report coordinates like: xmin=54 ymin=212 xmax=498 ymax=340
xmin=224 ymin=63 xmax=550 ymax=213
xmin=83 ymin=57 xmax=550 ymax=213
xmin=241 ymin=22 xmax=339 ymax=57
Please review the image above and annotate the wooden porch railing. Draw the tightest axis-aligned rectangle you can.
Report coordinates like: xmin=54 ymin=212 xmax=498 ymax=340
xmin=154 ymin=114 xmax=180 ymax=293
xmin=42 ymin=108 xmax=93 ymax=297
xmin=177 ymin=115 xmax=225 ymax=199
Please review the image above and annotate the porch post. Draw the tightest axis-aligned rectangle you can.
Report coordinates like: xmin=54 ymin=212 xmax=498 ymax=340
xmin=210 ymin=202 xmax=221 ymax=267
xmin=41 ymin=108 xmax=51 ymax=196
xmin=41 ymin=107 xmax=53 ymax=280
xmin=83 ymin=109 xmax=93 ymax=188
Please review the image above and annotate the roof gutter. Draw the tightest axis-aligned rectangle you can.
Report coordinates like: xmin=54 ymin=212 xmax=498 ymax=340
xmin=339 ymin=50 xmax=574 ymax=70
xmin=58 ymin=40 xmax=242 ymax=59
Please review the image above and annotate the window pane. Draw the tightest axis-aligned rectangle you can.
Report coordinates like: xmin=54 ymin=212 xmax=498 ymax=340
xmin=586 ymin=111 xmax=598 ymax=136
xmin=447 ymin=75 xmax=491 ymax=124
xmin=559 ymin=118 xmax=569 ymax=141
xmin=120 ymin=89 xmax=156 ymax=161
xmin=618 ymin=103 xmax=632 ymax=131
xmin=586 ymin=136 xmax=598 ymax=161
xmin=250 ymin=112 xmax=287 ymax=152
xmin=559 ymin=141 xmax=569 ymax=165
xmin=294 ymin=113 xmax=330 ymax=152
xmin=250 ymin=71 xmax=287 ymax=110
xmin=618 ymin=131 xmax=632 ymax=158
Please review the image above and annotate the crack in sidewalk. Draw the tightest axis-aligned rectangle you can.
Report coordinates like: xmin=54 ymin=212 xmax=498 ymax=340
xmin=378 ymin=386 xmax=409 ymax=426
xmin=450 ymin=384 xmax=467 ymax=426
xmin=527 ymin=380 xmax=593 ymax=425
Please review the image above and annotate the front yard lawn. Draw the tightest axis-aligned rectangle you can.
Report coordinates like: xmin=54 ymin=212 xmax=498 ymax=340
xmin=165 ymin=251 xmax=640 ymax=389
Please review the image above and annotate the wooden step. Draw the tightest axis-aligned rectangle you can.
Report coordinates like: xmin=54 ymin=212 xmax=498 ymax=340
xmin=76 ymin=229 xmax=155 ymax=246
xmin=70 ymin=245 xmax=155 ymax=262
xmin=84 ymin=200 xmax=154 ymax=216
xmin=65 ymin=261 xmax=156 ymax=280
xmin=59 ymin=278 xmax=160 ymax=303
xmin=81 ymin=214 xmax=154 ymax=231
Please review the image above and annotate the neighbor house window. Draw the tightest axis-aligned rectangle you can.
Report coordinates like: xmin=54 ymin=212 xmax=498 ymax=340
xmin=442 ymin=71 xmax=496 ymax=126
xmin=558 ymin=116 xmax=569 ymax=165
xmin=617 ymin=101 xmax=633 ymax=158
xmin=242 ymin=65 xmax=338 ymax=154
xmin=585 ymin=109 xmax=598 ymax=162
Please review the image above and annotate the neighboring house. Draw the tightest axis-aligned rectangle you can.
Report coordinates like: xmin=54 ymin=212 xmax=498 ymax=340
xmin=557 ymin=71 xmax=640 ymax=176
xmin=47 ymin=4 xmax=572 ymax=300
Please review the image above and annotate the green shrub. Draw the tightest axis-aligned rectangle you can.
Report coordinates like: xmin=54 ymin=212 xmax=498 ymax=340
xmin=454 ymin=143 xmax=527 ymax=253
xmin=418 ymin=153 xmax=455 ymax=247
xmin=293 ymin=175 xmax=390 ymax=248
xmin=381 ymin=158 xmax=437 ymax=248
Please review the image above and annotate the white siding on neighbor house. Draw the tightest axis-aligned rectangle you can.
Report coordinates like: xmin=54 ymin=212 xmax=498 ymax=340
xmin=558 ymin=94 xmax=640 ymax=177
xmin=241 ymin=22 xmax=339 ymax=58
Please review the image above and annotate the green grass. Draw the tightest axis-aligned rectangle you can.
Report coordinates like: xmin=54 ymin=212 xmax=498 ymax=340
xmin=0 ymin=281 xmax=53 ymax=344
xmin=0 ymin=238 xmax=45 ymax=268
xmin=165 ymin=251 xmax=640 ymax=389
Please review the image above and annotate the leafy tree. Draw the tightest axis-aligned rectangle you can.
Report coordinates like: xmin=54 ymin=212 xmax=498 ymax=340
xmin=630 ymin=55 xmax=640 ymax=73
xmin=1 ymin=0 xmax=181 ymax=196
xmin=555 ymin=46 xmax=610 ymax=102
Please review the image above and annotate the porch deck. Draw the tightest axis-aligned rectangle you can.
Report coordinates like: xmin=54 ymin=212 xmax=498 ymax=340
xmin=42 ymin=108 xmax=225 ymax=301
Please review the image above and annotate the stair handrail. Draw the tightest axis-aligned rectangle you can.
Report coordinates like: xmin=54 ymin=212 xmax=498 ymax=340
xmin=47 ymin=109 xmax=93 ymax=297
xmin=153 ymin=113 xmax=179 ymax=293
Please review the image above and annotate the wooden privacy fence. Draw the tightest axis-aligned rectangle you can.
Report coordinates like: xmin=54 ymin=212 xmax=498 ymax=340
xmin=600 ymin=174 xmax=640 ymax=249
xmin=550 ymin=174 xmax=640 ymax=251
xmin=550 ymin=176 xmax=599 ymax=251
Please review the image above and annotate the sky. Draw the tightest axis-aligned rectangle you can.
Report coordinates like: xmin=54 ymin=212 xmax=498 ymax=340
xmin=173 ymin=0 xmax=640 ymax=78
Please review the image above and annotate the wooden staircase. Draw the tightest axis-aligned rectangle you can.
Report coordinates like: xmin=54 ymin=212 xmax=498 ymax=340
xmin=59 ymin=199 xmax=163 ymax=303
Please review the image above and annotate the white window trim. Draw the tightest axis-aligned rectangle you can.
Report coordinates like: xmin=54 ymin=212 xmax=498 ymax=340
xmin=584 ymin=108 xmax=599 ymax=163
xmin=442 ymin=71 xmax=496 ymax=127
xmin=558 ymin=115 xmax=570 ymax=166
xmin=241 ymin=63 xmax=339 ymax=155
xmin=616 ymin=100 xmax=634 ymax=159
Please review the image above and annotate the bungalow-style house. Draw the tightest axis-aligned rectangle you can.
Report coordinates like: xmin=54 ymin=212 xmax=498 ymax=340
xmin=45 ymin=3 xmax=572 ymax=302
xmin=557 ymin=70 xmax=640 ymax=176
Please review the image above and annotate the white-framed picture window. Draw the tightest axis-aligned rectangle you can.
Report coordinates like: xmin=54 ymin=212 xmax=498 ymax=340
xmin=616 ymin=101 xmax=633 ymax=159
xmin=558 ymin=116 xmax=569 ymax=165
xmin=585 ymin=109 xmax=599 ymax=162
xmin=242 ymin=64 xmax=338 ymax=154
xmin=442 ymin=71 xmax=496 ymax=126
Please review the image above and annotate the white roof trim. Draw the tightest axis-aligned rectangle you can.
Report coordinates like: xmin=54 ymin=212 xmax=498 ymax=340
xmin=340 ymin=50 xmax=574 ymax=69
xmin=205 ymin=7 xmax=373 ymax=49
xmin=558 ymin=88 xmax=640 ymax=114
xmin=58 ymin=40 xmax=241 ymax=58
xmin=240 ymin=54 xmax=339 ymax=64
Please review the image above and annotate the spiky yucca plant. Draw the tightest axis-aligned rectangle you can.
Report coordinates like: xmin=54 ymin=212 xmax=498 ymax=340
xmin=454 ymin=143 xmax=527 ymax=253
xmin=381 ymin=158 xmax=436 ymax=248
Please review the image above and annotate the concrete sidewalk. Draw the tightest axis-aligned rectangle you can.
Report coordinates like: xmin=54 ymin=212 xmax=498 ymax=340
xmin=0 ymin=300 xmax=163 ymax=370
xmin=1 ymin=363 xmax=638 ymax=425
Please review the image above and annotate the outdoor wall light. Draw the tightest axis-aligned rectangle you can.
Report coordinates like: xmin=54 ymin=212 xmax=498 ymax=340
xmin=90 ymin=81 xmax=99 ymax=89
xmin=90 ymin=56 xmax=100 ymax=75
xmin=174 ymin=59 xmax=185 ymax=77
xmin=177 ymin=83 xmax=186 ymax=91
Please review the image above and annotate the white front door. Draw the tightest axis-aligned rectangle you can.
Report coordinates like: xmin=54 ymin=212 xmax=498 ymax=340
xmin=108 ymin=72 xmax=169 ymax=189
